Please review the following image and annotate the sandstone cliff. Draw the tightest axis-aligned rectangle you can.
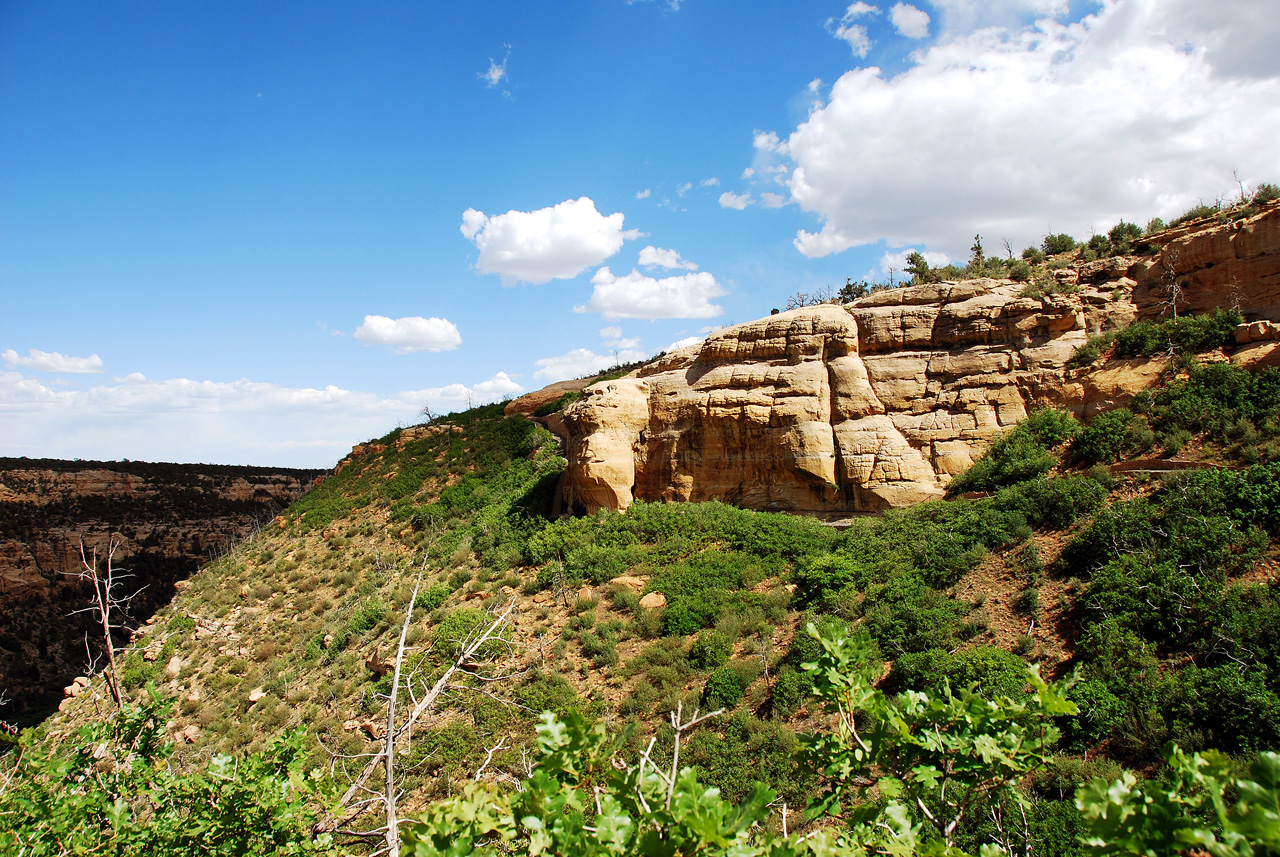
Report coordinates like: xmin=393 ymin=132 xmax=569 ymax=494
xmin=560 ymin=204 xmax=1280 ymax=515
xmin=0 ymin=459 xmax=323 ymax=721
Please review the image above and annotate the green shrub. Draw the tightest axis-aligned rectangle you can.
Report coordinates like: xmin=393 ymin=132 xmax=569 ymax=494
xmin=948 ymin=408 xmax=1078 ymax=495
xmin=702 ymin=666 xmax=745 ymax=710
xmin=1254 ymin=182 xmax=1280 ymax=205
xmin=414 ymin=583 xmax=451 ymax=613
xmin=1072 ymin=408 xmax=1147 ymax=464
xmin=886 ymin=646 xmax=1030 ymax=699
xmin=688 ymin=630 xmax=733 ymax=670
xmin=1021 ymin=246 xmax=1045 ymax=264
xmin=683 ymin=711 xmax=811 ymax=808
xmin=1107 ymin=220 xmax=1143 ymax=254
xmin=533 ymin=390 xmax=582 ymax=417
xmin=993 ymin=474 xmax=1107 ymax=530
xmin=1042 ymin=233 xmax=1077 ymax=255
xmin=1066 ymin=332 xmax=1114 ymax=369
xmin=770 ymin=669 xmax=811 ymax=719
xmin=117 ymin=652 xmax=159 ymax=691
xmin=1008 ymin=260 xmax=1032 ymax=282
xmin=1171 ymin=200 xmax=1222 ymax=227
xmin=1112 ymin=308 xmax=1243 ymax=358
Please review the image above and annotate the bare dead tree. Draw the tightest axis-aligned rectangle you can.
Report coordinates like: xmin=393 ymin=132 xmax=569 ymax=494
xmin=1160 ymin=247 xmax=1183 ymax=321
xmin=67 ymin=537 xmax=145 ymax=709
xmin=318 ymin=594 xmax=522 ymax=851
xmin=635 ymin=701 xmax=724 ymax=812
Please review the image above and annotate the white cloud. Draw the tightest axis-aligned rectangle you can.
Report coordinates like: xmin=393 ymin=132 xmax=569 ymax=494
xmin=0 ymin=370 xmax=522 ymax=468
xmin=760 ymin=192 xmax=788 ymax=209
xmin=930 ymin=0 xmax=1069 ymax=33
xmin=827 ymin=2 xmax=880 ymax=58
xmin=700 ymin=177 xmax=720 ymax=187
xmin=719 ymin=191 xmax=753 ymax=210
xmin=783 ymin=0 xmax=1280 ymax=260
xmin=877 ymin=248 xmax=951 ymax=278
xmin=600 ymin=326 xmax=643 ymax=350
xmin=353 ymin=315 xmax=462 ymax=354
xmin=460 ymin=197 xmax=641 ymax=285
xmin=890 ymin=3 xmax=930 ymax=38
xmin=471 ymin=371 xmax=523 ymax=398
xmin=533 ymin=347 xmax=648 ymax=382
xmin=575 ymin=267 xmax=725 ymax=321
xmin=636 ymin=188 xmax=652 ymax=199
xmin=665 ymin=324 xmax=725 ymax=352
xmin=753 ymin=130 xmax=787 ymax=155
xmin=741 ymin=167 xmax=756 ymax=179
xmin=676 ymin=182 xmax=694 ymax=197
xmin=479 ymin=44 xmax=510 ymax=89
xmin=2 ymin=348 xmax=103 ymax=374
xmin=637 ymin=245 xmax=699 ymax=270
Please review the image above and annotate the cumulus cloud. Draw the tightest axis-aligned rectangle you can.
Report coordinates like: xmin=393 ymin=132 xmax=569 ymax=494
xmin=2 ymin=348 xmax=103 ymax=374
xmin=460 ymin=197 xmax=641 ymax=285
xmin=782 ymin=0 xmax=1280 ymax=260
xmin=877 ymin=248 xmax=951 ymax=278
xmin=470 ymin=371 xmax=524 ymax=398
xmin=0 ymin=369 xmax=522 ymax=468
xmin=719 ymin=191 xmax=752 ymax=210
xmin=827 ymin=2 xmax=880 ymax=57
xmin=353 ymin=315 xmax=462 ymax=354
xmin=760 ymin=192 xmax=788 ymax=209
xmin=574 ymin=267 xmax=726 ymax=321
xmin=636 ymin=188 xmax=652 ymax=199
xmin=890 ymin=3 xmax=930 ymax=38
xmin=700 ymin=177 xmax=720 ymax=187
xmin=533 ymin=347 xmax=647 ymax=382
xmin=638 ymin=245 xmax=699 ymax=270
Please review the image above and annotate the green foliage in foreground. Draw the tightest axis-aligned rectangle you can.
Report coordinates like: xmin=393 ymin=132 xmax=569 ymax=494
xmin=0 ymin=689 xmax=333 ymax=856
xmin=402 ymin=625 xmax=1280 ymax=856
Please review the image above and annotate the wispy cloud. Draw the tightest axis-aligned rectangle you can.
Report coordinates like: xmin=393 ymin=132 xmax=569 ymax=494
xmin=827 ymin=2 xmax=880 ymax=57
xmin=479 ymin=43 xmax=511 ymax=90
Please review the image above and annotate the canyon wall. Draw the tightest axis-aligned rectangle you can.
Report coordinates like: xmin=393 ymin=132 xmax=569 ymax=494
xmin=560 ymin=203 xmax=1280 ymax=515
xmin=0 ymin=459 xmax=323 ymax=721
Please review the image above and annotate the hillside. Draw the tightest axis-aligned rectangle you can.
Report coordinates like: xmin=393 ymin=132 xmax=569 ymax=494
xmin=22 ymin=195 xmax=1280 ymax=855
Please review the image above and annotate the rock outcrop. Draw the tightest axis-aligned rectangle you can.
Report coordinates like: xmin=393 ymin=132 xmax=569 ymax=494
xmin=560 ymin=204 xmax=1280 ymax=515
xmin=0 ymin=459 xmax=323 ymax=721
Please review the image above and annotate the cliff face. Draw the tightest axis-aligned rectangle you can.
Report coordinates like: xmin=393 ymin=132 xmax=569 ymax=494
xmin=561 ymin=204 xmax=1280 ymax=515
xmin=0 ymin=459 xmax=323 ymax=722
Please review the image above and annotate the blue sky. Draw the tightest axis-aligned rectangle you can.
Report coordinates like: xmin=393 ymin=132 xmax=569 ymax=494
xmin=3 ymin=0 xmax=1278 ymax=467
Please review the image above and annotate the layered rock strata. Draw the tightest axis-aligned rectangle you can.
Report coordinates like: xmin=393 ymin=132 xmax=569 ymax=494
xmin=0 ymin=459 xmax=323 ymax=721
xmin=560 ymin=204 xmax=1280 ymax=515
